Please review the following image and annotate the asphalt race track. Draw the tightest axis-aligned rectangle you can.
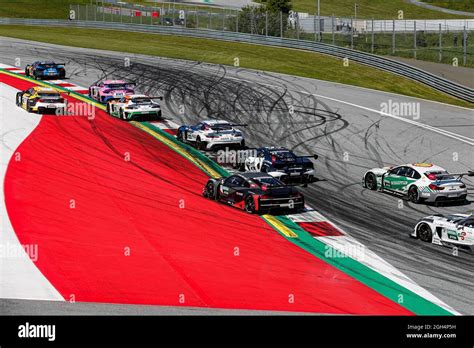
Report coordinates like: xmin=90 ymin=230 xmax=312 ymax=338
xmin=0 ymin=37 xmax=473 ymax=314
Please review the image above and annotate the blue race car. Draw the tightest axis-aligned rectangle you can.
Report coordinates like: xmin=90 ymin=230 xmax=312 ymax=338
xmin=25 ymin=61 xmax=66 ymax=80
xmin=243 ymin=147 xmax=318 ymax=186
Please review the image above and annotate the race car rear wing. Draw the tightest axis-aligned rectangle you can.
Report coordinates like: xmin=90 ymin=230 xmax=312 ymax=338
xmin=301 ymin=154 xmax=319 ymax=160
xmin=210 ymin=123 xmax=248 ymax=133
xmin=435 ymin=170 xmax=474 ymax=180
xmin=241 ymin=148 xmax=318 ymax=160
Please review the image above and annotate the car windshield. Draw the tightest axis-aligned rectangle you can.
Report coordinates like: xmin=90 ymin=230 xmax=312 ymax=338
xmin=105 ymin=84 xmax=128 ymax=90
xmin=270 ymin=150 xmax=295 ymax=160
xmin=425 ymin=171 xmax=455 ymax=180
xmin=38 ymin=92 xmax=60 ymax=98
xmin=253 ymin=177 xmax=283 ymax=187
xmin=210 ymin=123 xmax=232 ymax=131
xmin=41 ymin=64 xmax=57 ymax=68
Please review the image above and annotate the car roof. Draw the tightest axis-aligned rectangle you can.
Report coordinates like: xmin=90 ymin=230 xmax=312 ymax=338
xmin=129 ymin=94 xmax=149 ymax=99
xmin=37 ymin=61 xmax=58 ymax=65
xmin=236 ymin=172 xmax=273 ymax=180
xmin=395 ymin=163 xmax=446 ymax=173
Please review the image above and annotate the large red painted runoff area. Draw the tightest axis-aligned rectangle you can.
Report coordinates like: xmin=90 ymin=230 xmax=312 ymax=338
xmin=1 ymin=74 xmax=411 ymax=314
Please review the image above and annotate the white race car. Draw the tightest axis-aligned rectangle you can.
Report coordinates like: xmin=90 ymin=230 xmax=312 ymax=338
xmin=363 ymin=163 xmax=472 ymax=205
xmin=176 ymin=120 xmax=246 ymax=151
xmin=413 ymin=213 xmax=474 ymax=252
xmin=106 ymin=94 xmax=162 ymax=120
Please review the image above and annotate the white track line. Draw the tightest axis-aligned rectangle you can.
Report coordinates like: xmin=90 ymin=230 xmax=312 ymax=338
xmin=226 ymin=75 xmax=474 ymax=145
xmin=305 ymin=92 xmax=474 ymax=145
xmin=0 ymin=82 xmax=64 ymax=301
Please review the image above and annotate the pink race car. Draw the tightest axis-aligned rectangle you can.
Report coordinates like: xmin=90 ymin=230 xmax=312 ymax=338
xmin=88 ymin=80 xmax=136 ymax=103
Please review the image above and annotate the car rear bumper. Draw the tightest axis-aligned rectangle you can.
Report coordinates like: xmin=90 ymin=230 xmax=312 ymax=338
xmin=124 ymin=109 xmax=161 ymax=120
xmin=258 ymin=196 xmax=304 ymax=211
xmin=32 ymin=102 xmax=67 ymax=113
xmin=420 ymin=189 xmax=467 ymax=202
xmin=205 ymin=139 xmax=244 ymax=150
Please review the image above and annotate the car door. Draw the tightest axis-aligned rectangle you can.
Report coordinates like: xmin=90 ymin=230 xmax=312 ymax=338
xmin=93 ymin=83 xmax=102 ymax=97
xmin=383 ymin=166 xmax=408 ymax=193
xmin=401 ymin=167 xmax=420 ymax=194
xmin=445 ymin=218 xmax=474 ymax=244
xmin=187 ymin=123 xmax=202 ymax=142
xmin=383 ymin=167 xmax=402 ymax=191
xmin=229 ymin=176 xmax=247 ymax=204
xmin=219 ymin=176 xmax=241 ymax=203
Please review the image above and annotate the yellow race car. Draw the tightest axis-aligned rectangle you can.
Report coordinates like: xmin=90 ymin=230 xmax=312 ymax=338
xmin=16 ymin=86 xmax=67 ymax=114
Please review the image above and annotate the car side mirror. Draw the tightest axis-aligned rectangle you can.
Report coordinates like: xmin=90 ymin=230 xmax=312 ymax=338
xmin=313 ymin=154 xmax=319 ymax=160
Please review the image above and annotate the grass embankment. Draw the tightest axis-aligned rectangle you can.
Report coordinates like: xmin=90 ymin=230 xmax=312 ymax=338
xmin=0 ymin=25 xmax=471 ymax=108
xmin=1 ymin=0 xmax=473 ymax=20
xmin=270 ymin=0 xmax=474 ymax=19
xmin=422 ymin=0 xmax=474 ymax=12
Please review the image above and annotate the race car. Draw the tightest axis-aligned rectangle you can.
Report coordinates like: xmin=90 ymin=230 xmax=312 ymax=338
xmin=88 ymin=80 xmax=135 ymax=103
xmin=413 ymin=213 xmax=474 ymax=252
xmin=202 ymin=172 xmax=305 ymax=214
xmin=106 ymin=94 xmax=162 ymax=120
xmin=177 ymin=120 xmax=246 ymax=151
xmin=25 ymin=61 xmax=66 ymax=80
xmin=243 ymin=147 xmax=318 ymax=185
xmin=362 ymin=163 xmax=472 ymax=204
xmin=16 ymin=86 xmax=67 ymax=114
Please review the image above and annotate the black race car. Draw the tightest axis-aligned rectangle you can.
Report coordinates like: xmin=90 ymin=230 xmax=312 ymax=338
xmin=203 ymin=172 xmax=305 ymax=214
xmin=243 ymin=147 xmax=318 ymax=185
xmin=25 ymin=61 xmax=66 ymax=80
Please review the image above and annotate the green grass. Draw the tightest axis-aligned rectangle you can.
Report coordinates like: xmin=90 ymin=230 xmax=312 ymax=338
xmin=297 ymin=31 xmax=474 ymax=68
xmin=422 ymin=0 xmax=474 ymax=12
xmin=0 ymin=25 xmax=471 ymax=108
xmin=269 ymin=0 xmax=474 ymax=19
xmin=1 ymin=0 xmax=473 ymax=20
xmin=0 ymin=0 xmax=91 ymax=19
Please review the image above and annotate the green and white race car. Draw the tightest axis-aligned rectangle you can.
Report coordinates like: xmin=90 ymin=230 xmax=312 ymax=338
xmin=106 ymin=94 xmax=162 ymax=121
xmin=362 ymin=163 xmax=473 ymax=204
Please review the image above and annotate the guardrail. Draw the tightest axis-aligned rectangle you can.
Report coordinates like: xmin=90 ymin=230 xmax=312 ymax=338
xmin=1 ymin=18 xmax=473 ymax=103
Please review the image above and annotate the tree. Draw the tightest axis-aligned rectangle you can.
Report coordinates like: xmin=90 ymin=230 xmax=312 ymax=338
xmin=265 ymin=0 xmax=292 ymax=14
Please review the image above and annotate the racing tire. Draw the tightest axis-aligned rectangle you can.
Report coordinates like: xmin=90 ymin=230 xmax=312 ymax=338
xmin=416 ymin=223 xmax=433 ymax=242
xmin=106 ymin=103 xmax=111 ymax=114
xmin=15 ymin=93 xmax=22 ymax=106
xmin=26 ymin=100 xmax=33 ymax=113
xmin=25 ymin=68 xmax=29 ymax=77
xmin=365 ymin=173 xmax=377 ymax=190
xmin=196 ymin=137 xmax=206 ymax=151
xmin=203 ymin=182 xmax=216 ymax=200
xmin=176 ymin=131 xmax=184 ymax=142
xmin=119 ymin=109 xmax=125 ymax=120
xmin=244 ymin=195 xmax=256 ymax=214
xmin=408 ymin=186 xmax=421 ymax=204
